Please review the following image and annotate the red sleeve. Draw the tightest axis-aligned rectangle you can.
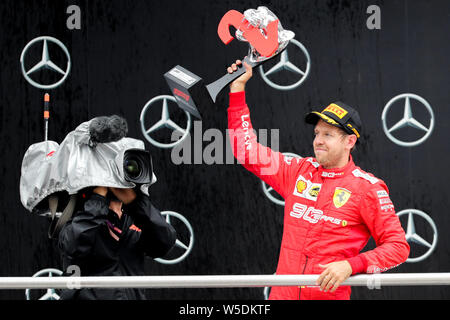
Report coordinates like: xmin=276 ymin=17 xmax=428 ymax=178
xmin=348 ymin=183 xmax=410 ymax=275
xmin=228 ymin=91 xmax=300 ymax=199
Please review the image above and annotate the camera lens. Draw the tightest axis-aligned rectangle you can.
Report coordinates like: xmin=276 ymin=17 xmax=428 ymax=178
xmin=124 ymin=159 xmax=141 ymax=179
xmin=123 ymin=149 xmax=152 ymax=184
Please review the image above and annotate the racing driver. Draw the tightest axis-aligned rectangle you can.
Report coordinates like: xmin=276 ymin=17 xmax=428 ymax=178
xmin=226 ymin=60 xmax=410 ymax=300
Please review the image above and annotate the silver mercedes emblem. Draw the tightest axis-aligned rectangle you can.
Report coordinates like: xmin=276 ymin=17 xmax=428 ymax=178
xmin=25 ymin=268 xmax=63 ymax=300
xmin=261 ymin=152 xmax=302 ymax=206
xmin=258 ymin=39 xmax=311 ymax=91
xmin=397 ymin=209 xmax=438 ymax=263
xmin=140 ymin=95 xmax=192 ymax=149
xmin=381 ymin=93 xmax=435 ymax=147
xmin=154 ymin=211 xmax=194 ymax=265
xmin=20 ymin=36 xmax=71 ymax=89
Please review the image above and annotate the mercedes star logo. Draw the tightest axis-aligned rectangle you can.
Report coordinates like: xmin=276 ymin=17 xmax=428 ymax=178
xmin=397 ymin=209 xmax=438 ymax=263
xmin=381 ymin=93 xmax=435 ymax=147
xmin=259 ymin=38 xmax=311 ymax=91
xmin=261 ymin=152 xmax=302 ymax=206
xmin=154 ymin=211 xmax=194 ymax=265
xmin=20 ymin=36 xmax=71 ymax=89
xmin=25 ymin=268 xmax=63 ymax=300
xmin=140 ymin=95 xmax=192 ymax=149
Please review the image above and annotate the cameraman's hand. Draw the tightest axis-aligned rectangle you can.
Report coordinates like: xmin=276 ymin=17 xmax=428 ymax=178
xmin=228 ymin=60 xmax=252 ymax=93
xmin=109 ymin=187 xmax=136 ymax=205
xmin=93 ymin=186 xmax=108 ymax=197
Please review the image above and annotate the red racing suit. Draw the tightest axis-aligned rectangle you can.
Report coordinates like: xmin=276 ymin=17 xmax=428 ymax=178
xmin=228 ymin=91 xmax=410 ymax=300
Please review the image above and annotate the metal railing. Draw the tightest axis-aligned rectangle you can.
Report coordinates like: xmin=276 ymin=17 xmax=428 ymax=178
xmin=1 ymin=273 xmax=450 ymax=290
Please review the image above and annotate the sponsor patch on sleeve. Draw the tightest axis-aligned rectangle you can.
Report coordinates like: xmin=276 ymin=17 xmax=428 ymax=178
xmin=375 ymin=189 xmax=394 ymax=212
xmin=306 ymin=157 xmax=320 ymax=168
xmin=376 ymin=190 xmax=389 ymax=198
xmin=284 ymin=155 xmax=301 ymax=165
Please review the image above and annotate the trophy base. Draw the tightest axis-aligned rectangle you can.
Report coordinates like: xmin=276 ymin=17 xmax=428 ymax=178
xmin=164 ymin=65 xmax=212 ymax=119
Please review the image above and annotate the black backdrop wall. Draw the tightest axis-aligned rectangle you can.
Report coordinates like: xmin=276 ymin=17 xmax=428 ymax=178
xmin=0 ymin=0 xmax=449 ymax=300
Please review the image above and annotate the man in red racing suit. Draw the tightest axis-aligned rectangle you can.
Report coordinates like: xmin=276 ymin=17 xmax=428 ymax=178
xmin=226 ymin=60 xmax=409 ymax=300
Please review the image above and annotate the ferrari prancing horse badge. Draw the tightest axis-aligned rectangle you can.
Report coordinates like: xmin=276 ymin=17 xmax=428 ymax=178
xmin=333 ymin=187 xmax=351 ymax=208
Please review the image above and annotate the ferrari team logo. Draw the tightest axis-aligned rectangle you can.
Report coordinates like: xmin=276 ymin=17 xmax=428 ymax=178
xmin=333 ymin=187 xmax=351 ymax=208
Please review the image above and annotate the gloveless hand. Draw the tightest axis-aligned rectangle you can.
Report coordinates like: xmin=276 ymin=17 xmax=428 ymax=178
xmin=228 ymin=59 xmax=253 ymax=93
xmin=316 ymin=260 xmax=353 ymax=293
xmin=93 ymin=186 xmax=108 ymax=197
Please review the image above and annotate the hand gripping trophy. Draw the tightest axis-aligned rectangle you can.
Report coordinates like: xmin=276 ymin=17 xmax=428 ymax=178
xmin=164 ymin=6 xmax=295 ymax=118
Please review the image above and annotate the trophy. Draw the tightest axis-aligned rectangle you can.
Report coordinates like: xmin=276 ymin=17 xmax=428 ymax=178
xmin=164 ymin=6 xmax=295 ymax=119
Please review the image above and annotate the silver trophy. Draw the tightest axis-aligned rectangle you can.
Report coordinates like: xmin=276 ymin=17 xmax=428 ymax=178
xmin=164 ymin=6 xmax=295 ymax=119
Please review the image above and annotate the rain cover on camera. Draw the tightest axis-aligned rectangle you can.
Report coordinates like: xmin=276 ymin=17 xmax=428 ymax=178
xmin=20 ymin=117 xmax=156 ymax=214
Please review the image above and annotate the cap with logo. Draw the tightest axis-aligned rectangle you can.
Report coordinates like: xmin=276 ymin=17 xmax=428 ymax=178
xmin=305 ymin=101 xmax=362 ymax=140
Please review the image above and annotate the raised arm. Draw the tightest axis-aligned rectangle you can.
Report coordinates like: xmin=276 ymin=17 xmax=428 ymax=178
xmin=227 ymin=60 xmax=301 ymax=199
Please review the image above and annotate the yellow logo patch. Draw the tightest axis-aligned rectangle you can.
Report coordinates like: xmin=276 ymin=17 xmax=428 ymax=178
xmin=296 ymin=180 xmax=307 ymax=194
xmin=309 ymin=185 xmax=321 ymax=198
xmin=333 ymin=187 xmax=351 ymax=208
xmin=323 ymin=104 xmax=348 ymax=119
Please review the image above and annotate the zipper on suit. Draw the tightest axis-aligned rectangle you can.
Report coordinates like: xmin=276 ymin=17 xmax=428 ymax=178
xmin=298 ymin=255 xmax=308 ymax=300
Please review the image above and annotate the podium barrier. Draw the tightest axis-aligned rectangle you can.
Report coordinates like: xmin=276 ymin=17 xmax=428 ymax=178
xmin=1 ymin=273 xmax=450 ymax=290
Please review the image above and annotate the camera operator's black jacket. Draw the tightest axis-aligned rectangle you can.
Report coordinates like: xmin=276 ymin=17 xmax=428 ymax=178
xmin=58 ymin=192 xmax=177 ymax=300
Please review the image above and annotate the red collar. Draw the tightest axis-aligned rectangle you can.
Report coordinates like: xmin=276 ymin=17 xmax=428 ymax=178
xmin=317 ymin=155 xmax=356 ymax=179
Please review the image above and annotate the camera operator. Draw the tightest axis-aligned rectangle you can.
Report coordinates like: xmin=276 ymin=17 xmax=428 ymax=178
xmin=58 ymin=185 xmax=176 ymax=300
xmin=20 ymin=114 xmax=176 ymax=300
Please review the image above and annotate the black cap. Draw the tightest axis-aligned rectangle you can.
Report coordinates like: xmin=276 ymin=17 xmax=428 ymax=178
xmin=305 ymin=101 xmax=362 ymax=140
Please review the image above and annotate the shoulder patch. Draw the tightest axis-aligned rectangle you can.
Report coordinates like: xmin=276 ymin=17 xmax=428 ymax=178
xmin=306 ymin=157 xmax=320 ymax=168
xmin=352 ymin=169 xmax=378 ymax=184
xmin=284 ymin=155 xmax=302 ymax=166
